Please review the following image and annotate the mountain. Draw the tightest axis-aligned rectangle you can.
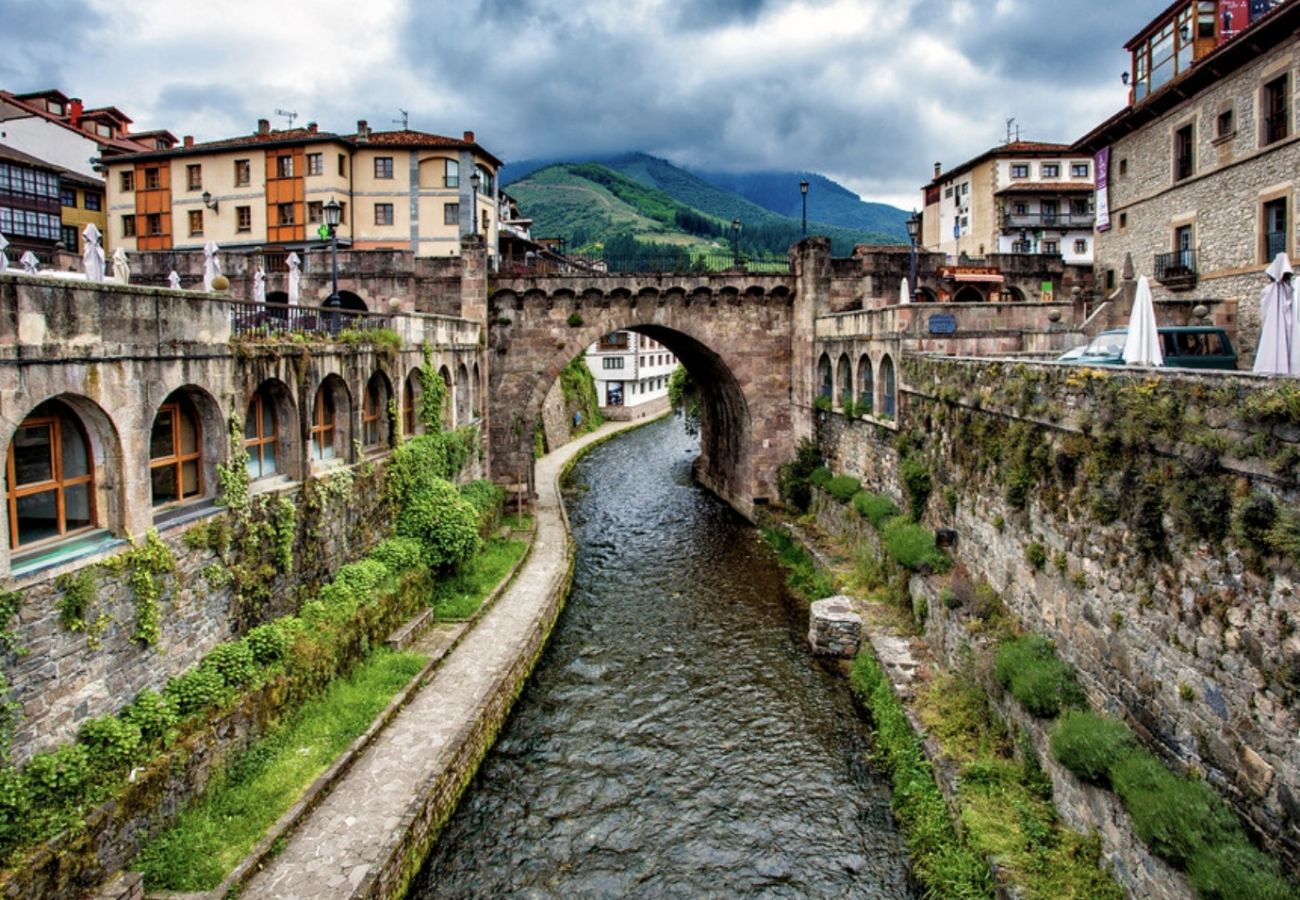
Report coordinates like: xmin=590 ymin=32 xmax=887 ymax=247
xmin=505 ymin=155 xmax=899 ymax=256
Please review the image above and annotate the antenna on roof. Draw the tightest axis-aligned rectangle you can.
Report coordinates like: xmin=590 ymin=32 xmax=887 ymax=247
xmin=1005 ymin=117 xmax=1017 ymax=145
xmin=275 ymin=108 xmax=298 ymax=129
xmin=393 ymin=109 xmax=409 ymax=129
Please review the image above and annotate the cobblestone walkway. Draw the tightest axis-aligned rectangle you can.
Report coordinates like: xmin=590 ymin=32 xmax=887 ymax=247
xmin=238 ymin=421 xmax=642 ymax=899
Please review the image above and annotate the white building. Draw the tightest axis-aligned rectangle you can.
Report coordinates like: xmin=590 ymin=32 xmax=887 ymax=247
xmin=585 ymin=331 xmax=678 ymax=420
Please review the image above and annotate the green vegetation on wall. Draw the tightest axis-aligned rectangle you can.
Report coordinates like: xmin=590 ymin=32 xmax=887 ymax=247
xmin=558 ymin=356 xmax=604 ymax=437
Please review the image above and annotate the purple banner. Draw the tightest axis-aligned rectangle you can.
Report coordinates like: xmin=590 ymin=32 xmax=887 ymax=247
xmin=1095 ymin=148 xmax=1111 ymax=233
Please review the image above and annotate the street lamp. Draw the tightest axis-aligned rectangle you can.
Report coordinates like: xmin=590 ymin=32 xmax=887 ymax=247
xmin=906 ymin=209 xmax=921 ymax=299
xmin=323 ymin=198 xmax=342 ymax=308
xmin=800 ymin=180 xmax=809 ymax=237
xmin=470 ymin=170 xmax=482 ymax=236
xmin=731 ymin=218 xmax=742 ymax=267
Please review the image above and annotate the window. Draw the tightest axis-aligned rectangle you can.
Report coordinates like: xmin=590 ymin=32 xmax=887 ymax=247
xmin=244 ymin=392 xmax=278 ymax=480
xmin=880 ymin=356 xmax=896 ymax=418
xmin=60 ymin=225 xmax=78 ymax=251
xmin=1175 ymin=224 xmax=1194 ymax=269
xmin=122 ymin=214 xmax=136 ymax=237
xmin=338 ymin=154 xmax=346 ymax=176
xmin=1071 ymin=163 xmax=1089 ymax=178
xmin=1217 ymin=108 xmax=1235 ymax=139
xmin=276 ymin=156 xmax=294 ymax=178
xmin=363 ymin=379 xmax=382 ymax=447
xmin=444 ymin=202 xmax=459 ymax=225
xmin=602 ymin=357 xmax=624 ymax=370
xmin=1011 ymin=164 xmax=1029 ymax=178
xmin=944 ymin=187 xmax=953 ymax=199
xmin=60 ymin=187 xmax=77 ymax=207
xmin=1042 ymin=163 xmax=1060 ymax=178
xmin=1263 ymin=197 xmax=1289 ymax=261
xmin=236 ymin=205 xmax=251 ymax=232
xmin=482 ymin=210 xmax=490 ymax=234
xmin=1119 ymin=212 xmax=1128 ymax=230
xmin=1074 ymin=239 xmax=1089 ymax=255
xmin=1263 ymin=74 xmax=1290 ymax=145
xmin=1041 ymin=200 xmax=1058 ymax=225
xmin=375 ymin=203 xmax=394 ymax=226
xmin=146 ymin=213 xmax=162 ymax=235
xmin=1070 ymin=198 xmax=1090 ymax=216
xmin=310 ymin=386 xmax=336 ymax=460
xmin=306 ymin=153 xmax=323 ymax=176
xmin=83 ymin=191 xmax=101 ymax=211
xmin=144 ymin=167 xmax=160 ymax=189
xmin=374 ymin=157 xmax=394 ymax=179
xmin=6 ymin=400 xmax=95 ymax=549
xmin=444 ymin=159 xmax=459 ymax=188
xmin=336 ymin=202 xmax=347 ymax=225
xmin=120 ymin=170 xmax=134 ymax=192
xmin=1012 ymin=202 xmax=1027 ymax=216
xmin=403 ymin=378 xmax=416 ymax=437
xmin=1042 ymin=240 xmax=1060 ymax=255
xmin=1131 ymin=8 xmax=1196 ymax=102
xmin=307 ymin=201 xmax=323 ymax=224
xmin=235 ymin=159 xmax=251 ymax=186
xmin=277 ymin=203 xmax=295 ymax=226
xmin=188 ymin=209 xmax=203 ymax=237
xmin=150 ymin=397 xmax=202 ymax=506
xmin=1174 ymin=124 xmax=1194 ymax=181
xmin=474 ymin=166 xmax=494 ymax=195
xmin=186 ymin=164 xmax=201 ymax=191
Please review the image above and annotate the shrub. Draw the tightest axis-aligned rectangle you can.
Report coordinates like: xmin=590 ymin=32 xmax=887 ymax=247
xmin=77 ymin=716 xmax=143 ymax=775
xmin=204 ymin=641 xmax=257 ymax=690
xmin=995 ymin=634 xmax=1084 ymax=718
xmin=368 ymin=537 xmax=425 ymax=574
xmin=460 ymin=480 xmax=507 ymax=534
xmin=883 ymin=517 xmax=950 ymax=573
xmin=1111 ymin=753 xmax=1241 ymax=869
xmin=122 ymin=689 xmax=178 ymax=745
xmin=899 ymin=457 xmax=932 ymax=520
xmin=395 ymin=478 xmax=483 ymax=570
xmin=24 ymin=745 xmax=91 ymax=808
xmin=1025 ymin=541 xmax=1047 ymax=571
xmin=1186 ymin=841 xmax=1295 ymax=900
xmin=826 ymin=474 xmax=861 ymax=504
xmin=164 ymin=666 xmax=229 ymax=720
xmin=245 ymin=622 xmax=292 ymax=666
xmin=0 ymin=766 xmax=31 ymax=854
xmin=809 ymin=466 xmax=833 ymax=489
xmin=318 ymin=559 xmax=392 ymax=611
xmin=1049 ymin=710 xmax=1136 ymax=785
xmin=776 ymin=438 xmax=823 ymax=513
xmin=853 ymin=491 xmax=899 ymax=530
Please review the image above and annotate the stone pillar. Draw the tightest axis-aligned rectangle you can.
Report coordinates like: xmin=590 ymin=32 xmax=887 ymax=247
xmin=458 ymin=235 xmax=488 ymax=325
xmin=808 ymin=595 xmax=862 ymax=658
xmin=790 ymin=237 xmax=832 ymax=445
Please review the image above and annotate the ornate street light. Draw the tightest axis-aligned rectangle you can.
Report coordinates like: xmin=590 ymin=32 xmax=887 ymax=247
xmin=323 ymin=198 xmax=342 ymax=308
xmin=470 ymin=170 xmax=482 ymax=236
xmin=906 ymin=209 xmax=921 ymax=297
xmin=800 ymin=180 xmax=809 ymax=237
xmin=731 ymin=218 xmax=742 ymax=267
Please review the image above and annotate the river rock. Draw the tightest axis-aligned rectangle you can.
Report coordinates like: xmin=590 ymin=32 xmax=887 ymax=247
xmin=808 ymin=596 xmax=862 ymax=658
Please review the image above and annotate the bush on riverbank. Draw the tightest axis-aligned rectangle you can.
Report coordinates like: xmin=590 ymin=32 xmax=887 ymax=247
xmin=760 ymin=528 xmax=835 ymax=603
xmin=776 ymin=439 xmax=823 ymax=513
xmin=852 ymin=491 xmax=898 ymax=530
xmin=882 ymin=518 xmax=951 ymax=574
xmin=994 ymin=634 xmax=1084 ymax=718
xmin=825 ymin=474 xmax=861 ymax=504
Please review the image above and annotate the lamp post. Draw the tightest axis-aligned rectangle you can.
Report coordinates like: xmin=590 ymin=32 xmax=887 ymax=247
xmin=731 ymin=218 xmax=742 ymax=267
xmin=906 ymin=209 xmax=921 ymax=298
xmin=470 ymin=170 xmax=482 ymax=236
xmin=800 ymin=180 xmax=809 ymax=237
xmin=323 ymin=198 xmax=342 ymax=308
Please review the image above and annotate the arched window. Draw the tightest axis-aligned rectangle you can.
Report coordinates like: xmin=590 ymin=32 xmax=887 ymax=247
xmin=817 ymin=354 xmax=832 ymax=400
xmin=881 ymin=355 xmax=897 ymax=419
xmin=953 ymin=285 xmax=985 ymax=304
xmin=403 ymin=375 xmax=418 ymax=438
xmin=456 ymin=363 xmax=471 ymax=424
xmin=6 ymin=399 xmax=96 ymax=549
xmin=310 ymin=384 xmax=337 ymax=460
xmin=363 ymin=373 xmax=391 ymax=449
xmin=858 ymin=354 xmax=874 ymax=414
xmin=150 ymin=394 xmax=202 ymax=506
xmin=244 ymin=390 xmax=279 ymax=479
xmin=837 ymin=354 xmax=852 ymax=409
xmin=439 ymin=366 xmax=453 ymax=429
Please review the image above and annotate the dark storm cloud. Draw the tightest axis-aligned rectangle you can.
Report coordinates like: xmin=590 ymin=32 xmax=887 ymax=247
xmin=0 ymin=0 xmax=105 ymax=89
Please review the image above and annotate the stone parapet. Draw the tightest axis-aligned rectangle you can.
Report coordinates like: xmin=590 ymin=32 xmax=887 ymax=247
xmin=808 ymin=595 xmax=863 ymax=658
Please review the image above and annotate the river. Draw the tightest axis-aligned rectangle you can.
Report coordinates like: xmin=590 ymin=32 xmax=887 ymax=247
xmin=411 ymin=416 xmax=913 ymax=898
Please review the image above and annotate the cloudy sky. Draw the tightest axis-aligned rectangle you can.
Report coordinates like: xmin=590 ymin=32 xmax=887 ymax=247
xmin=3 ymin=0 xmax=1146 ymax=209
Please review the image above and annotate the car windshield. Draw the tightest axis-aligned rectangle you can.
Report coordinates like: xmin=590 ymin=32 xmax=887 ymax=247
xmin=1080 ymin=333 xmax=1125 ymax=358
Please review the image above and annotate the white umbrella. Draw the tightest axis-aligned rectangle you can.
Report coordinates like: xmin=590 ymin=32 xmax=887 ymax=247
xmin=286 ymin=252 xmax=301 ymax=305
xmin=202 ymin=241 xmax=221 ymax=292
xmin=0 ymin=231 xmax=8 ymax=271
xmin=19 ymin=252 xmax=39 ymax=275
xmin=253 ymin=265 xmax=267 ymax=303
xmin=1122 ymin=276 xmax=1163 ymax=366
xmin=899 ymin=278 xmax=910 ymax=305
xmin=1253 ymin=252 xmax=1294 ymax=374
xmin=111 ymin=248 xmax=130 ymax=284
xmin=82 ymin=223 xmax=105 ymax=283
xmin=168 ymin=270 xmax=182 ymax=290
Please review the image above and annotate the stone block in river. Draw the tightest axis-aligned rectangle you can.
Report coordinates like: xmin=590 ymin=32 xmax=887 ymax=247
xmin=808 ymin=595 xmax=862 ymax=659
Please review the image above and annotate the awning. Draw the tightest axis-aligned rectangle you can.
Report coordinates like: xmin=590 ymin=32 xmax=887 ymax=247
xmin=953 ymin=272 xmax=1005 ymax=283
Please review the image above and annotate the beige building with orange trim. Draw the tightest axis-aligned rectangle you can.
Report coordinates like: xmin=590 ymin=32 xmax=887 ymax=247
xmin=102 ymin=119 xmax=502 ymax=259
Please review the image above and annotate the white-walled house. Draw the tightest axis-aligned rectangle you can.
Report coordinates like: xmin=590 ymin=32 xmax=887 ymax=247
xmin=584 ymin=331 xmax=677 ymax=420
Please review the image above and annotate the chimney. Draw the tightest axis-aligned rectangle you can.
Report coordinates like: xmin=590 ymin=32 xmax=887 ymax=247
xmin=67 ymin=98 xmax=83 ymax=126
xmin=463 ymin=130 xmax=475 ymax=144
xmin=307 ymin=121 xmax=317 ymax=133
xmin=257 ymin=118 xmax=270 ymax=135
xmin=934 ymin=162 xmax=942 ymax=179
xmin=356 ymin=119 xmax=369 ymax=139
xmin=183 ymin=135 xmax=194 ymax=148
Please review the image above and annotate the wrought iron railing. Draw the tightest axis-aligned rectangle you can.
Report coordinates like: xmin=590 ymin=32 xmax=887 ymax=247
xmin=1154 ymin=248 xmax=1197 ymax=283
xmin=501 ymin=252 xmax=791 ymax=276
xmin=228 ymin=299 xmax=394 ymax=337
xmin=1002 ymin=212 xmax=1095 ymax=229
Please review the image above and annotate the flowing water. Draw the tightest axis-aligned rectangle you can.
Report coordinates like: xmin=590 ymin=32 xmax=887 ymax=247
xmin=412 ymin=416 xmax=913 ymax=898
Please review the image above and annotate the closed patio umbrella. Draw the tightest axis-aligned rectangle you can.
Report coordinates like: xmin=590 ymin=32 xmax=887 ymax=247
xmin=1122 ymin=276 xmax=1163 ymax=367
xmin=899 ymin=278 xmax=910 ymax=305
xmin=253 ymin=265 xmax=267 ymax=303
xmin=20 ymin=251 xmax=39 ymax=275
xmin=1253 ymin=252 xmax=1294 ymax=374
xmin=203 ymin=241 xmax=221 ymax=292
xmin=111 ymin=248 xmax=130 ymax=284
xmin=0 ymin=231 xmax=8 ymax=271
xmin=287 ymin=252 xmax=301 ymax=305
xmin=82 ymin=223 xmax=105 ymax=283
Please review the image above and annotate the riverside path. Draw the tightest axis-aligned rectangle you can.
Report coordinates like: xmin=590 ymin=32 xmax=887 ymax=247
xmin=238 ymin=419 xmax=646 ymax=899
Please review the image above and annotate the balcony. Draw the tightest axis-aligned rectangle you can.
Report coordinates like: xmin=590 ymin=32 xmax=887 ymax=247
xmin=1002 ymin=211 xmax=1095 ymax=230
xmin=1154 ymin=249 xmax=1198 ymax=291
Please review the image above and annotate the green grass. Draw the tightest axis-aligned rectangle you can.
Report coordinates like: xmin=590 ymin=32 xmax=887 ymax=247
xmin=430 ymin=535 xmax=528 ymax=621
xmin=852 ymin=491 xmax=899 ymax=530
xmin=760 ymin=528 xmax=836 ymax=603
xmin=882 ymin=517 xmax=951 ymax=573
xmin=994 ymin=634 xmax=1084 ymax=718
xmin=134 ymin=649 xmax=427 ymax=890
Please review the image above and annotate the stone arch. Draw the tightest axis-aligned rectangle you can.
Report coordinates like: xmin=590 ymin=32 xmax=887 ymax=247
xmin=146 ymin=385 xmax=223 ymax=511
xmin=438 ymin=366 xmax=453 ymax=428
xmin=472 ymin=362 xmax=482 ymax=419
xmin=362 ymin=370 xmax=394 ymax=450
xmin=402 ymin=369 xmax=423 ymax=438
xmin=879 ymin=355 xmax=897 ymax=419
xmin=309 ymin=373 xmax=353 ymax=463
xmin=857 ymin=353 xmax=875 ymax=415
xmin=952 ymin=285 xmax=985 ymax=304
xmin=1001 ymin=285 xmax=1027 ymax=302
xmin=244 ymin=378 xmax=300 ymax=482
xmin=836 ymin=352 xmax=852 ymax=409
xmin=456 ymin=362 xmax=472 ymax=425
xmin=817 ymin=353 xmax=833 ymax=400
xmin=337 ymin=290 xmax=367 ymax=312
xmin=913 ymin=286 xmax=939 ymax=303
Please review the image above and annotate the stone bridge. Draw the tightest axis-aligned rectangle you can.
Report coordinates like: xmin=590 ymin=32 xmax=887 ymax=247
xmin=486 ymin=243 xmax=827 ymax=518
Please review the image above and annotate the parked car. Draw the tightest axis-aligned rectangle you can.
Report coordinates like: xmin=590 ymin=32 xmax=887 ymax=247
xmin=1057 ymin=326 xmax=1237 ymax=370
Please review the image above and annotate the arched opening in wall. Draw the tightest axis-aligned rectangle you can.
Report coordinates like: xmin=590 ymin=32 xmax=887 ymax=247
xmin=439 ymin=366 xmax=453 ymax=428
xmin=5 ymin=397 xmax=113 ymax=552
xmin=472 ymin=362 xmax=482 ymax=419
xmin=1001 ymin=286 xmax=1027 ymax=303
xmin=817 ymin=353 xmax=832 ymax=400
xmin=310 ymin=374 xmax=352 ymax=463
xmin=403 ymin=371 xmax=422 ymax=438
xmin=149 ymin=386 xmax=221 ymax=513
xmin=362 ymin=372 xmax=394 ymax=450
xmin=265 ymin=290 xmax=290 ymax=321
xmin=836 ymin=353 xmax=852 ymax=410
xmin=456 ymin=363 xmax=472 ymax=425
xmin=337 ymin=290 xmax=367 ymax=312
xmin=245 ymin=379 xmax=298 ymax=483
xmin=952 ymin=285 xmax=985 ymax=304
xmin=857 ymin=354 xmax=874 ymax=415
xmin=914 ymin=287 xmax=938 ymax=303
xmin=880 ymin=355 xmax=897 ymax=419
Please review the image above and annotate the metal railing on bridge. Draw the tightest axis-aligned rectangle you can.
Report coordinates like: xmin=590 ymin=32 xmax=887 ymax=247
xmin=498 ymin=251 xmax=791 ymax=276
xmin=228 ymin=299 xmax=395 ymax=338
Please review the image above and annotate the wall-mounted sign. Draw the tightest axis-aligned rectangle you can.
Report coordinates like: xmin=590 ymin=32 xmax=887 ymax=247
xmin=1040 ymin=280 xmax=1055 ymax=303
xmin=929 ymin=314 xmax=958 ymax=335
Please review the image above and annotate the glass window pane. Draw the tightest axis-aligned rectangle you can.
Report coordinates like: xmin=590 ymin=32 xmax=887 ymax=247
xmin=181 ymin=460 xmax=200 ymax=496
xmin=150 ymin=409 xmax=175 ymax=459
xmin=15 ymin=490 xmax=59 ymax=544
xmin=246 ymin=451 xmax=261 ymax=480
xmin=12 ymin=424 xmax=53 ymax=485
xmin=261 ymin=397 xmax=275 ymax=437
xmin=63 ymin=483 xmax=91 ymax=530
xmin=244 ymin=403 xmax=258 ymax=439
xmin=179 ymin=407 xmax=199 ymax=455
xmin=151 ymin=465 xmax=177 ymax=504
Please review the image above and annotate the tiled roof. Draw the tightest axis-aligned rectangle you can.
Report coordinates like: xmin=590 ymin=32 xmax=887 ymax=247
xmin=0 ymin=90 xmax=155 ymax=154
xmin=0 ymin=143 xmax=61 ymax=171
xmin=996 ymin=181 xmax=1094 ymax=194
xmin=926 ymin=141 xmax=1077 ymax=188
